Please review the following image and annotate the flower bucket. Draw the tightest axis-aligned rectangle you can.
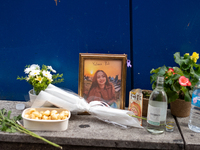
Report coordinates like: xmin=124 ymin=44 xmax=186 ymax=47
xmin=28 ymin=89 xmax=37 ymax=106
xmin=142 ymin=90 xmax=152 ymax=117
xmin=170 ymin=99 xmax=191 ymax=117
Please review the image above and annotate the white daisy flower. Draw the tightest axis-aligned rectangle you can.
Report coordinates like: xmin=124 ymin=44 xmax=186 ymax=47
xmin=47 ymin=66 xmax=56 ymax=73
xmin=30 ymin=64 xmax=40 ymax=71
xmin=24 ymin=68 xmax=31 ymax=74
xmin=30 ymin=70 xmax=40 ymax=76
xmin=42 ymin=70 xmax=52 ymax=79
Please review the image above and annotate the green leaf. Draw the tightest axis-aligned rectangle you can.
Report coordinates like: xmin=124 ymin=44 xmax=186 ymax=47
xmin=174 ymin=52 xmax=191 ymax=70
xmin=190 ymin=78 xmax=199 ymax=87
xmin=1 ymin=122 xmax=7 ymax=132
xmin=173 ymin=67 xmax=184 ymax=76
xmin=184 ymin=91 xmax=191 ymax=102
xmin=181 ymin=86 xmax=192 ymax=102
xmin=13 ymin=115 xmax=22 ymax=121
xmin=7 ymin=111 xmax=11 ymax=119
xmin=152 ymin=82 xmax=156 ymax=90
xmin=174 ymin=52 xmax=181 ymax=66
xmin=150 ymin=67 xmax=161 ymax=74
xmin=157 ymin=66 xmax=168 ymax=76
xmin=184 ymin=53 xmax=191 ymax=59
xmin=1 ymin=108 xmax=6 ymax=116
xmin=10 ymin=126 xmax=17 ymax=133
xmin=171 ymin=81 xmax=181 ymax=92
xmin=150 ymin=74 xmax=158 ymax=84
xmin=6 ymin=128 xmax=12 ymax=133
xmin=193 ymin=66 xmax=200 ymax=78
xmin=171 ymin=73 xmax=180 ymax=80
xmin=166 ymin=89 xmax=179 ymax=103
xmin=181 ymin=62 xmax=191 ymax=71
xmin=165 ymin=77 xmax=173 ymax=85
xmin=194 ymin=63 xmax=200 ymax=67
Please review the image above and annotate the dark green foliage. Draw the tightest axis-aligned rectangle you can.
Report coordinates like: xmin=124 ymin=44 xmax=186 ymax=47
xmin=150 ymin=52 xmax=200 ymax=103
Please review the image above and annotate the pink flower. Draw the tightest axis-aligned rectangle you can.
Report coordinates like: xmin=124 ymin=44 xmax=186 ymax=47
xmin=179 ymin=76 xmax=191 ymax=86
xmin=167 ymin=68 xmax=175 ymax=76
xmin=193 ymin=97 xmax=197 ymax=103
xmin=187 ymin=81 xmax=191 ymax=86
xmin=168 ymin=68 xmax=174 ymax=72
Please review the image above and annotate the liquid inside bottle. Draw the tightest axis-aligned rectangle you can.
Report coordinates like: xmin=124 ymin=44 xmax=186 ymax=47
xmin=147 ymin=76 xmax=168 ymax=134
xmin=188 ymin=79 xmax=200 ymax=133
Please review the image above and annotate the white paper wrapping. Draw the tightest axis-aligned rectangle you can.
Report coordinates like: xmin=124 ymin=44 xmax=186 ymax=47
xmin=31 ymin=84 xmax=143 ymax=129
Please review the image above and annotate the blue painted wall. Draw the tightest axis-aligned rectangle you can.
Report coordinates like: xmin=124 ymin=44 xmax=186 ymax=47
xmin=1 ymin=0 xmax=200 ymax=107
xmin=0 ymin=0 xmax=131 ymax=105
xmin=132 ymin=0 xmax=200 ymax=90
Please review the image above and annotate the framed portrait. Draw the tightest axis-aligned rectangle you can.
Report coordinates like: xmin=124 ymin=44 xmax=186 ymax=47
xmin=78 ymin=53 xmax=127 ymax=109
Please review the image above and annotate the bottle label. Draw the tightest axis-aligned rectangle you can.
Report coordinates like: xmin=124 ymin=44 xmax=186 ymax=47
xmin=128 ymin=90 xmax=143 ymax=126
xmin=147 ymin=104 xmax=161 ymax=126
xmin=191 ymin=90 xmax=200 ymax=107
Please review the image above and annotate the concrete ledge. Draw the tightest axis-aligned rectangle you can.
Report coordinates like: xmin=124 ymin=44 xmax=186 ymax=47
xmin=0 ymin=142 xmax=140 ymax=150
xmin=176 ymin=116 xmax=200 ymax=150
xmin=0 ymin=100 xmax=184 ymax=150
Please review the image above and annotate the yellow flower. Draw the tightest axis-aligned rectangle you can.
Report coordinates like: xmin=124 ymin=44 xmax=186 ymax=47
xmin=190 ymin=52 xmax=199 ymax=63
xmin=35 ymin=76 xmax=43 ymax=83
xmin=26 ymin=74 xmax=32 ymax=81
xmin=48 ymin=78 xmax=53 ymax=82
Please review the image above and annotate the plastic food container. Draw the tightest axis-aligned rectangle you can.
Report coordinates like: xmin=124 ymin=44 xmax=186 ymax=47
xmin=22 ymin=108 xmax=71 ymax=131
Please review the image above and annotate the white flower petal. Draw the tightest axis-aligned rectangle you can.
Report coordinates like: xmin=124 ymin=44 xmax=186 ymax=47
xmin=24 ymin=68 xmax=31 ymax=74
xmin=30 ymin=70 xmax=40 ymax=76
xmin=30 ymin=64 xmax=40 ymax=71
xmin=47 ymin=66 xmax=56 ymax=73
xmin=42 ymin=70 xmax=52 ymax=79
xmin=47 ymin=66 xmax=52 ymax=70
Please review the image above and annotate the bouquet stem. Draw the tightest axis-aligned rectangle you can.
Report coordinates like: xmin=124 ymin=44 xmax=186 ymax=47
xmin=0 ymin=108 xmax=62 ymax=149
xmin=129 ymin=114 xmax=147 ymax=120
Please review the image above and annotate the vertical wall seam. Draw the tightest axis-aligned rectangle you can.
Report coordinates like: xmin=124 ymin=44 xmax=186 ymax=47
xmin=129 ymin=0 xmax=133 ymax=89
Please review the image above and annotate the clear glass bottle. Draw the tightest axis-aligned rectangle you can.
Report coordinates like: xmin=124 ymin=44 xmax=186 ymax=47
xmin=147 ymin=76 xmax=168 ymax=134
xmin=188 ymin=78 xmax=200 ymax=132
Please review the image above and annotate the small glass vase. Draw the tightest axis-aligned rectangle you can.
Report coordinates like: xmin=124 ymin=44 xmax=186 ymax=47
xmin=28 ymin=89 xmax=37 ymax=107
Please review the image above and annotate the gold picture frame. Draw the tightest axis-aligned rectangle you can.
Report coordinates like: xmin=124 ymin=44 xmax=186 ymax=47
xmin=78 ymin=53 xmax=127 ymax=109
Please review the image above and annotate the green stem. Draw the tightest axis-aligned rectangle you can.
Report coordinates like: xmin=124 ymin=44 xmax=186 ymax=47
xmin=7 ymin=119 xmax=62 ymax=149
xmin=0 ymin=110 xmax=4 ymax=120
xmin=129 ymin=115 xmax=166 ymax=126
xmin=14 ymin=126 xmax=62 ymax=149
xmin=0 ymin=110 xmax=62 ymax=149
xmin=129 ymin=114 xmax=147 ymax=120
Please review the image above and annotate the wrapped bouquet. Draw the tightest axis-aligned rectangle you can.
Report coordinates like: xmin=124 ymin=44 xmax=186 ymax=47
xmin=31 ymin=84 xmax=143 ymax=129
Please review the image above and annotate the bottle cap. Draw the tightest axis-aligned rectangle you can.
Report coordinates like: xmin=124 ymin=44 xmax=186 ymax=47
xmin=16 ymin=103 xmax=25 ymax=110
xmin=166 ymin=121 xmax=175 ymax=132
